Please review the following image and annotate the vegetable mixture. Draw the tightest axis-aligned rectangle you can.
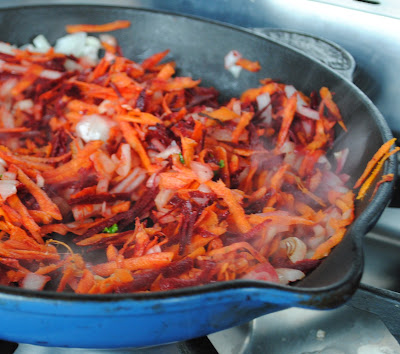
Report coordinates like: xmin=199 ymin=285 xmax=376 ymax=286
xmin=0 ymin=22 xmax=395 ymax=294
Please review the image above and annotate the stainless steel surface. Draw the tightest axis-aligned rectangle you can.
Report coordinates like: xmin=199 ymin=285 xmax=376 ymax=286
xmin=363 ymin=209 xmax=400 ymax=292
xmin=210 ymin=306 xmax=400 ymax=354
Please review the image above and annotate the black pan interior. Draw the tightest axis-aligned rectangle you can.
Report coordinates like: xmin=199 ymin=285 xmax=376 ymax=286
xmin=0 ymin=5 xmax=395 ymax=300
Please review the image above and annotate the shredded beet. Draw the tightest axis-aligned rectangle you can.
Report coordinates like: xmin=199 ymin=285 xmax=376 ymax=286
xmin=161 ymin=258 xmax=194 ymax=278
xmin=0 ymin=24 xmax=383 ymax=295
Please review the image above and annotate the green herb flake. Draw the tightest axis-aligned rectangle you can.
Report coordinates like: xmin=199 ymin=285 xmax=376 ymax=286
xmin=218 ymin=159 xmax=225 ymax=168
xmin=179 ymin=153 xmax=185 ymax=164
xmin=103 ymin=224 xmax=119 ymax=234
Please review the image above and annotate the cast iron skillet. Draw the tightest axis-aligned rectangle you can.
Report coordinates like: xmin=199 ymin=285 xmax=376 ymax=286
xmin=0 ymin=4 xmax=396 ymax=348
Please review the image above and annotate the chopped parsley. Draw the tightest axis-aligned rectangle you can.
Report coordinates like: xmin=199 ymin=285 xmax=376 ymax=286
xmin=218 ymin=159 xmax=225 ymax=168
xmin=103 ymin=224 xmax=119 ymax=233
xmin=179 ymin=153 xmax=185 ymax=164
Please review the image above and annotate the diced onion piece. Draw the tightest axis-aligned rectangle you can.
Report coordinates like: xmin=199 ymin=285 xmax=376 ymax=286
xmin=96 ymin=178 xmax=109 ymax=194
xmin=55 ymin=32 xmax=87 ymax=56
xmin=0 ymin=42 xmax=16 ymax=55
xmin=53 ymin=32 xmax=100 ymax=63
xmin=317 ymin=155 xmax=331 ymax=169
xmin=123 ymin=173 xmax=147 ymax=193
xmin=334 ymin=148 xmax=349 ymax=174
xmin=22 ymin=273 xmax=51 ymax=291
xmin=76 ymin=114 xmax=111 ymax=143
xmin=110 ymin=167 xmax=146 ymax=193
xmin=0 ymin=78 xmax=17 ymax=97
xmin=115 ymin=144 xmax=132 ymax=178
xmin=192 ymin=196 xmax=210 ymax=206
xmin=1 ymin=107 xmax=14 ymax=128
xmin=0 ymin=60 xmax=26 ymax=74
xmin=198 ymin=183 xmax=212 ymax=194
xmin=156 ymin=141 xmax=181 ymax=159
xmin=232 ymin=100 xmax=242 ymax=116
xmin=99 ymin=34 xmax=117 ymax=49
xmin=154 ymin=210 xmax=176 ymax=224
xmin=98 ymin=100 xmax=114 ymax=115
xmin=145 ymin=245 xmax=162 ymax=255
xmin=2 ymin=171 xmax=16 ymax=180
xmin=284 ymin=85 xmax=297 ymax=98
xmin=256 ymin=92 xmax=272 ymax=124
xmin=301 ymin=120 xmax=313 ymax=136
xmin=36 ymin=173 xmax=45 ymax=188
xmin=0 ymin=180 xmax=18 ymax=200
xmin=297 ymin=105 xmax=320 ymax=120
xmin=151 ymin=139 xmax=166 ymax=152
xmin=224 ymin=50 xmax=242 ymax=67
xmin=275 ymin=268 xmax=305 ymax=285
xmin=19 ymin=44 xmax=35 ymax=52
xmin=155 ymin=189 xmax=175 ymax=211
xmin=210 ymin=127 xmax=248 ymax=142
xmin=72 ymin=203 xmax=102 ymax=221
xmin=256 ymin=92 xmax=271 ymax=111
xmin=32 ymin=35 xmax=52 ymax=53
xmin=64 ymin=59 xmax=82 ymax=71
xmin=224 ymin=50 xmax=242 ymax=78
xmin=14 ymin=99 xmax=34 ymax=112
xmin=146 ymin=173 xmax=160 ymax=188
xmin=313 ymin=224 xmax=326 ymax=239
xmin=39 ymin=70 xmax=63 ymax=80
xmin=190 ymin=161 xmax=214 ymax=183
xmin=280 ymin=237 xmax=307 ymax=263
xmin=323 ymin=170 xmax=345 ymax=189
xmin=82 ymin=36 xmax=102 ymax=62
xmin=280 ymin=141 xmax=295 ymax=154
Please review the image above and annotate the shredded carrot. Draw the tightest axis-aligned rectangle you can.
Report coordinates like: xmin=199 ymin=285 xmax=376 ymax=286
xmin=0 ymin=25 xmax=393 ymax=294
xmin=0 ymin=127 xmax=30 ymax=133
xmin=232 ymin=112 xmax=253 ymax=144
xmin=42 ymin=141 xmax=103 ymax=184
xmin=370 ymin=174 xmax=394 ymax=200
xmin=206 ymin=107 xmax=240 ymax=122
xmin=17 ymin=167 xmax=62 ymax=221
xmin=92 ymin=252 xmax=174 ymax=277
xmin=276 ymin=95 xmax=297 ymax=150
xmin=66 ymin=20 xmax=131 ymax=34
xmin=206 ymin=180 xmax=251 ymax=233
xmin=236 ymin=58 xmax=261 ymax=72
xmin=120 ymin=121 xmax=155 ymax=171
xmin=312 ymin=228 xmax=346 ymax=260
xmin=357 ymin=147 xmax=400 ymax=200
xmin=354 ymin=138 xmax=396 ymax=189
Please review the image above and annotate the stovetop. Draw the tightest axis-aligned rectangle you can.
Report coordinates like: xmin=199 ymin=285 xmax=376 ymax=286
xmin=0 ymin=0 xmax=400 ymax=353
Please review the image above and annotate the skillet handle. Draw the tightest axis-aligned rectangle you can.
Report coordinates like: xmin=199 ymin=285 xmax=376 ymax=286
xmin=349 ymin=284 xmax=400 ymax=342
xmin=250 ymin=28 xmax=356 ymax=81
xmin=387 ymin=153 xmax=400 ymax=207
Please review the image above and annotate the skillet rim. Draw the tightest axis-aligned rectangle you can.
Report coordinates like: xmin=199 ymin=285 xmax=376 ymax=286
xmin=0 ymin=3 xmax=395 ymax=306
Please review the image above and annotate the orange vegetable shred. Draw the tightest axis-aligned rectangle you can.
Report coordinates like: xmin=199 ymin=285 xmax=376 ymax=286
xmin=66 ymin=20 xmax=131 ymax=34
xmin=0 ymin=23 xmax=395 ymax=294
